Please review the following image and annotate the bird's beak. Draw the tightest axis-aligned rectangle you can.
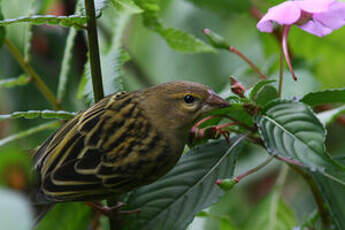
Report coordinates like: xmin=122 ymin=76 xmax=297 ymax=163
xmin=206 ymin=90 xmax=230 ymax=109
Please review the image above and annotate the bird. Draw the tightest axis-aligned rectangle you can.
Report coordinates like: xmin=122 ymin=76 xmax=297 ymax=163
xmin=32 ymin=80 xmax=229 ymax=208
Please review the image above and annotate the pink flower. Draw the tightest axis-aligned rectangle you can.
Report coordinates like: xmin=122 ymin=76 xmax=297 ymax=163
xmin=257 ymin=0 xmax=345 ymax=37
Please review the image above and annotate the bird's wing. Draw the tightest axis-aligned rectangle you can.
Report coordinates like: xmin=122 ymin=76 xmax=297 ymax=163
xmin=35 ymin=92 xmax=152 ymax=201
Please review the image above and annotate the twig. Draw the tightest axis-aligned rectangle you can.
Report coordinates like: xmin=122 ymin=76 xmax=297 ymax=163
xmin=84 ymin=0 xmax=104 ymax=102
xmin=4 ymin=39 xmax=62 ymax=110
xmin=228 ymin=46 xmax=268 ymax=80
xmin=234 ymin=155 xmax=274 ymax=182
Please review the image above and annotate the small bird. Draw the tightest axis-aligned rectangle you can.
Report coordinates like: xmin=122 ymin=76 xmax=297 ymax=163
xmin=33 ymin=81 xmax=229 ymax=205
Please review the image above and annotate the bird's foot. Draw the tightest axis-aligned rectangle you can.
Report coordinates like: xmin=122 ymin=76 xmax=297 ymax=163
xmin=85 ymin=202 xmax=141 ymax=217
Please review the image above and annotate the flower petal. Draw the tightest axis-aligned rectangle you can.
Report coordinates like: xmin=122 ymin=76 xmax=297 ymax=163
xmin=296 ymin=0 xmax=334 ymax=13
xmin=314 ymin=1 xmax=345 ymax=30
xmin=298 ymin=19 xmax=333 ymax=37
xmin=257 ymin=1 xmax=301 ymax=32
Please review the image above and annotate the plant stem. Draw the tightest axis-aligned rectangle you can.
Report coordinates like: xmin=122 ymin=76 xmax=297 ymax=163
xmin=85 ymin=0 xmax=104 ymax=102
xmin=234 ymin=155 xmax=274 ymax=182
xmin=5 ymin=39 xmax=62 ymax=110
xmin=278 ymin=49 xmax=284 ymax=97
xmin=228 ymin=46 xmax=268 ymax=80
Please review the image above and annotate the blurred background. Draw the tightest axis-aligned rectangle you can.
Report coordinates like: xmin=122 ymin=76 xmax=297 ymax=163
xmin=0 ymin=0 xmax=344 ymax=229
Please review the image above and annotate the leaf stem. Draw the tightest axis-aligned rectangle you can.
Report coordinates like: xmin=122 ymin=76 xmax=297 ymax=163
xmin=278 ymin=49 xmax=284 ymax=97
xmin=228 ymin=46 xmax=268 ymax=80
xmin=4 ymin=39 xmax=62 ymax=110
xmin=84 ymin=0 xmax=104 ymax=102
xmin=234 ymin=155 xmax=274 ymax=182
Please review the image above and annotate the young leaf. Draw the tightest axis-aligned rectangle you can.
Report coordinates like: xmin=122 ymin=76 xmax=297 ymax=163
xmin=0 ymin=75 xmax=30 ymax=88
xmin=210 ymin=104 xmax=255 ymax=127
xmin=246 ymin=80 xmax=276 ymax=101
xmin=313 ymin=156 xmax=345 ymax=230
xmin=254 ymin=85 xmax=279 ymax=106
xmin=257 ymin=100 xmax=345 ymax=185
xmin=134 ymin=0 xmax=214 ymax=53
xmin=301 ymin=88 xmax=345 ymax=107
xmin=122 ymin=137 xmax=245 ymax=230
xmin=36 ymin=203 xmax=92 ymax=230
xmin=317 ymin=105 xmax=345 ymax=126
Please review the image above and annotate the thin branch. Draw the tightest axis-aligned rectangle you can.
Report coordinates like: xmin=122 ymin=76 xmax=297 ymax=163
xmin=228 ymin=46 xmax=268 ymax=80
xmin=4 ymin=39 xmax=62 ymax=110
xmin=84 ymin=0 xmax=104 ymax=102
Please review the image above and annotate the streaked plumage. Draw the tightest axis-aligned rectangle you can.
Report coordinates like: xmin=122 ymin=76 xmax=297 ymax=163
xmin=33 ymin=81 xmax=229 ymax=203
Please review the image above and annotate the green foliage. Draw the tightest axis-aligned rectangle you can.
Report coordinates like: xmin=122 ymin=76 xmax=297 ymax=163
xmin=134 ymin=0 xmax=215 ymax=53
xmin=301 ymin=88 xmax=345 ymax=106
xmin=123 ymin=137 xmax=244 ymax=230
xmin=111 ymin=0 xmax=143 ymax=13
xmin=257 ymin=100 xmax=345 ymax=185
xmin=0 ymin=15 xmax=87 ymax=28
xmin=314 ymin=156 xmax=345 ymax=230
xmin=185 ymin=0 xmax=251 ymax=14
xmin=0 ymin=110 xmax=76 ymax=121
xmin=36 ymin=203 xmax=92 ymax=230
xmin=317 ymin=105 xmax=345 ymax=126
xmin=243 ymin=194 xmax=297 ymax=230
xmin=0 ymin=75 xmax=30 ymax=88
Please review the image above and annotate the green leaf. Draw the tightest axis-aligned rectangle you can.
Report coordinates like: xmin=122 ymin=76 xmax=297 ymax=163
xmin=317 ymin=105 xmax=345 ymax=126
xmin=122 ymin=137 xmax=245 ymax=230
xmin=36 ymin=203 xmax=92 ymax=230
xmin=243 ymin=193 xmax=297 ymax=230
xmin=0 ymin=110 xmax=76 ymax=121
xmin=81 ymin=9 xmax=130 ymax=103
xmin=254 ymin=85 xmax=279 ymax=106
xmin=111 ymin=0 xmax=143 ymax=13
xmin=210 ymin=104 xmax=255 ymax=127
xmin=301 ymin=88 xmax=345 ymax=107
xmin=0 ymin=121 xmax=59 ymax=148
xmin=246 ymin=80 xmax=276 ymax=101
xmin=257 ymin=100 xmax=345 ymax=185
xmin=197 ymin=211 xmax=236 ymax=230
xmin=134 ymin=0 xmax=214 ymax=53
xmin=0 ymin=15 xmax=87 ymax=28
xmin=313 ymin=156 xmax=345 ymax=230
xmin=0 ymin=75 xmax=30 ymax=88
xmin=184 ymin=0 xmax=250 ymax=14
xmin=202 ymin=28 xmax=229 ymax=49
xmin=0 ymin=189 xmax=33 ymax=230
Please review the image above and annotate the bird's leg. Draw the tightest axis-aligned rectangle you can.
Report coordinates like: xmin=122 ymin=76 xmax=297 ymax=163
xmin=84 ymin=202 xmax=141 ymax=217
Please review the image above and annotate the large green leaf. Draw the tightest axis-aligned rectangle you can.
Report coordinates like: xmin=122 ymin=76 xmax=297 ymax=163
xmin=301 ymin=88 xmax=345 ymax=107
xmin=36 ymin=203 xmax=92 ymax=230
xmin=257 ymin=100 xmax=345 ymax=185
xmin=134 ymin=0 xmax=214 ymax=53
xmin=313 ymin=156 xmax=345 ymax=230
xmin=122 ymin=137 xmax=245 ymax=230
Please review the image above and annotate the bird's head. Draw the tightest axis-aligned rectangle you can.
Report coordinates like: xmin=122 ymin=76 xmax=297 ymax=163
xmin=139 ymin=81 xmax=229 ymax=141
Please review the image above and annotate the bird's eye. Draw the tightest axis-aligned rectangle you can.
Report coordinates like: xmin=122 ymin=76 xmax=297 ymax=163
xmin=184 ymin=94 xmax=195 ymax=104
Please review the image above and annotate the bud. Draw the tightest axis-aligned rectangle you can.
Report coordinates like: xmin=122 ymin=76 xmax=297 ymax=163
xmin=202 ymin=28 xmax=229 ymax=49
xmin=230 ymin=77 xmax=246 ymax=98
xmin=215 ymin=178 xmax=237 ymax=191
